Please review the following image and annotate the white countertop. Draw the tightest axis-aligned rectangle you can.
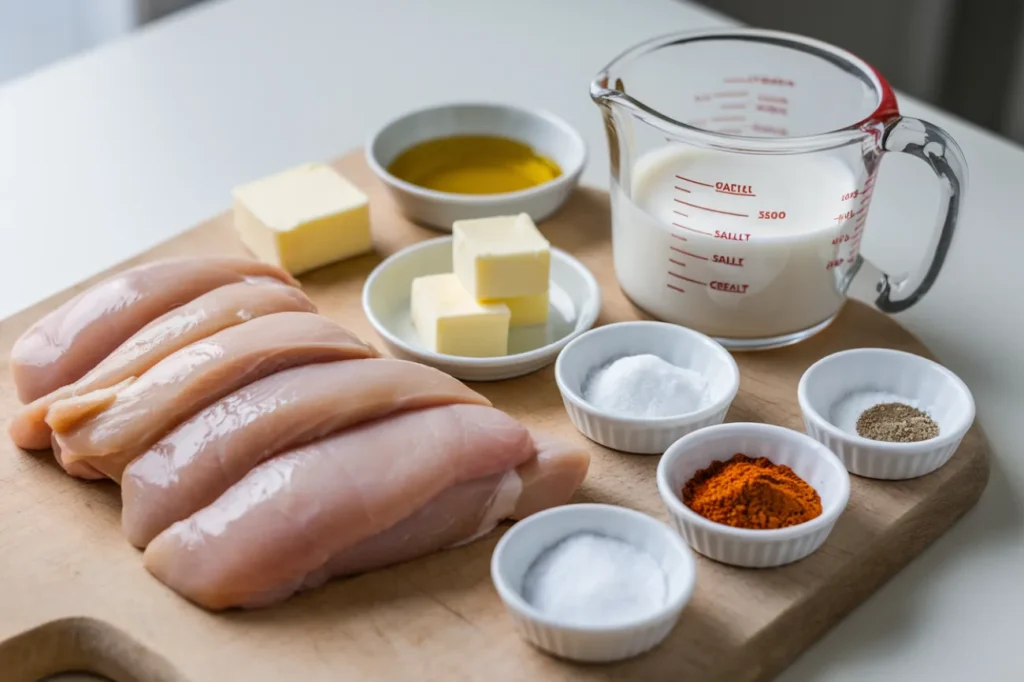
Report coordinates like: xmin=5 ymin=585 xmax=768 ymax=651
xmin=4 ymin=0 xmax=1020 ymax=680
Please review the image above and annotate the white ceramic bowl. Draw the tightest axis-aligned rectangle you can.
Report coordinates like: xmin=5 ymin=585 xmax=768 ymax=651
xmin=554 ymin=321 xmax=739 ymax=454
xmin=798 ymin=348 xmax=975 ymax=480
xmin=657 ymin=423 xmax=851 ymax=568
xmin=362 ymin=237 xmax=601 ymax=381
xmin=491 ymin=503 xmax=696 ymax=663
xmin=366 ymin=102 xmax=586 ymax=230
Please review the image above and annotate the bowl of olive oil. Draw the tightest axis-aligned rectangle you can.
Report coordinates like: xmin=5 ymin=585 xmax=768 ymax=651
xmin=367 ymin=103 xmax=586 ymax=230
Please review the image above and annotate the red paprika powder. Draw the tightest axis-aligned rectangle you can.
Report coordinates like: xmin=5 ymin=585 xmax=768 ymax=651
xmin=682 ymin=453 xmax=822 ymax=530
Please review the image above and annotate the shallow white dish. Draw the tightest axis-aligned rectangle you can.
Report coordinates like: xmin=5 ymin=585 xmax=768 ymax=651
xmin=366 ymin=102 xmax=587 ymax=230
xmin=554 ymin=321 xmax=739 ymax=454
xmin=657 ymin=422 xmax=850 ymax=568
xmin=362 ymin=237 xmax=600 ymax=381
xmin=491 ymin=503 xmax=696 ymax=663
xmin=798 ymin=347 xmax=975 ymax=480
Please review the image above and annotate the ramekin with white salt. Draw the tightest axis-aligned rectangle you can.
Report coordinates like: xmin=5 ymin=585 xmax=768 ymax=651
xmin=554 ymin=321 xmax=739 ymax=454
xmin=490 ymin=503 xmax=696 ymax=663
xmin=798 ymin=348 xmax=975 ymax=480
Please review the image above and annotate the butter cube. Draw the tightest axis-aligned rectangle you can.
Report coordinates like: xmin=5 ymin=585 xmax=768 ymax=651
xmin=411 ymin=274 xmax=510 ymax=357
xmin=483 ymin=291 xmax=549 ymax=326
xmin=233 ymin=163 xmax=371 ymax=275
xmin=453 ymin=213 xmax=550 ymax=300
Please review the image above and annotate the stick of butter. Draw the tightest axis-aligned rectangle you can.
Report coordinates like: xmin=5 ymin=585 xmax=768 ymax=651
xmin=233 ymin=163 xmax=371 ymax=275
xmin=453 ymin=213 xmax=550 ymax=300
xmin=411 ymin=273 xmax=510 ymax=357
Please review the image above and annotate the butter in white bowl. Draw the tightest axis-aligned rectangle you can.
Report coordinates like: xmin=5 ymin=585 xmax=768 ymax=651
xmin=232 ymin=162 xmax=372 ymax=275
xmin=410 ymin=273 xmax=510 ymax=358
xmin=453 ymin=213 xmax=551 ymax=327
xmin=362 ymin=237 xmax=600 ymax=382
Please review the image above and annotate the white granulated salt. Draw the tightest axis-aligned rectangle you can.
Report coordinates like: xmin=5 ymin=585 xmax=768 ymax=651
xmin=582 ymin=354 xmax=708 ymax=419
xmin=830 ymin=390 xmax=923 ymax=436
xmin=521 ymin=532 xmax=667 ymax=626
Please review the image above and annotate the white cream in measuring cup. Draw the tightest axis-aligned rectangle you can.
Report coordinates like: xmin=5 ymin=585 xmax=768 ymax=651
xmin=613 ymin=147 xmax=864 ymax=341
xmin=593 ymin=28 xmax=969 ymax=350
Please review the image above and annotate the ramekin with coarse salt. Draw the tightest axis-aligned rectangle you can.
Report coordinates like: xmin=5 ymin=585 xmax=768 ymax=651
xmin=798 ymin=348 xmax=975 ymax=480
xmin=491 ymin=503 xmax=696 ymax=663
xmin=554 ymin=321 xmax=740 ymax=454
xmin=656 ymin=422 xmax=851 ymax=568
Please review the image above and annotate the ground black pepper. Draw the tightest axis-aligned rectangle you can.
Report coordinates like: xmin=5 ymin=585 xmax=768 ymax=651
xmin=856 ymin=402 xmax=939 ymax=443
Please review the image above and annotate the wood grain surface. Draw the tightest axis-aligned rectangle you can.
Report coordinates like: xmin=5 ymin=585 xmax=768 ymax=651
xmin=0 ymin=151 xmax=989 ymax=682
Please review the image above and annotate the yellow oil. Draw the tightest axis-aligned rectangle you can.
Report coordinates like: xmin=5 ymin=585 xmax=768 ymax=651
xmin=386 ymin=135 xmax=562 ymax=194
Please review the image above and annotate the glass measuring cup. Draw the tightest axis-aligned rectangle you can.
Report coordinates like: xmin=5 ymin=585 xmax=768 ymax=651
xmin=591 ymin=28 xmax=967 ymax=350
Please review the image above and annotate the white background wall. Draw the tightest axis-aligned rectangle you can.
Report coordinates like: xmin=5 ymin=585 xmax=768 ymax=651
xmin=0 ymin=0 xmax=201 ymax=84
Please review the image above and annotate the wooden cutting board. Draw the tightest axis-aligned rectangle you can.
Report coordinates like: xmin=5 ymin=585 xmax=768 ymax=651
xmin=0 ymin=151 xmax=988 ymax=682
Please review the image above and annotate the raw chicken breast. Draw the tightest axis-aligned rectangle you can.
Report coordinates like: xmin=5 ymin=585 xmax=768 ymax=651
xmin=9 ymin=279 xmax=315 ymax=451
xmin=144 ymin=404 xmax=589 ymax=610
xmin=121 ymin=358 xmax=490 ymax=547
xmin=47 ymin=312 xmax=377 ymax=482
xmin=9 ymin=257 xmax=297 ymax=403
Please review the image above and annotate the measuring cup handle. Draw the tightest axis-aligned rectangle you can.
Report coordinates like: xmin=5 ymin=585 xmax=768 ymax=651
xmin=871 ymin=116 xmax=969 ymax=313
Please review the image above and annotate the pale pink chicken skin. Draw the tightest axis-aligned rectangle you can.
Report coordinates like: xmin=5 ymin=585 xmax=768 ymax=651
xmin=46 ymin=312 xmax=377 ymax=482
xmin=9 ymin=257 xmax=298 ymax=403
xmin=143 ymin=404 xmax=589 ymax=611
xmin=121 ymin=358 xmax=491 ymax=548
xmin=9 ymin=279 xmax=315 ymax=452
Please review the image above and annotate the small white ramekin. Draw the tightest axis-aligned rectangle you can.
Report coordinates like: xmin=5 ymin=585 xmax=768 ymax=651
xmin=366 ymin=102 xmax=586 ymax=230
xmin=657 ymin=422 xmax=850 ymax=568
xmin=491 ymin=503 xmax=696 ymax=663
xmin=798 ymin=347 xmax=975 ymax=480
xmin=553 ymin=321 xmax=739 ymax=454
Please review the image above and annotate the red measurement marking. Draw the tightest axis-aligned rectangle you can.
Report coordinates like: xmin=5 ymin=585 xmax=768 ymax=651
xmin=713 ymin=90 xmax=748 ymax=98
xmin=694 ymin=94 xmax=712 ymax=102
xmin=671 ymin=233 xmax=688 ymax=242
xmin=669 ymin=258 xmax=687 ymax=268
xmin=678 ymin=199 xmax=748 ymax=217
xmin=675 ymin=175 xmax=714 ymax=188
xmin=671 ymin=247 xmax=708 ymax=261
xmin=756 ymin=104 xmax=788 ymax=116
xmin=841 ymin=191 xmax=859 ymax=201
xmin=712 ymin=255 xmax=745 ymax=267
xmin=724 ymin=76 xmax=796 ymax=86
xmin=712 ymin=115 xmax=746 ymax=122
xmin=717 ymin=188 xmax=756 ymax=197
xmin=667 ymin=284 xmax=686 ymax=293
xmin=720 ymin=103 xmax=747 ymax=110
xmin=673 ymin=185 xmax=692 ymax=193
xmin=710 ymin=281 xmax=750 ymax=293
xmin=673 ymin=222 xmax=713 ymax=236
xmin=757 ymin=94 xmax=789 ymax=104
xmin=673 ymin=210 xmax=689 ymax=218
xmin=752 ymin=123 xmax=789 ymax=136
xmin=670 ymin=272 xmax=708 ymax=286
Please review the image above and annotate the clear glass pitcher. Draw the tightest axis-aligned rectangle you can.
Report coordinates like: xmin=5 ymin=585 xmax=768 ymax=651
xmin=591 ymin=28 xmax=967 ymax=349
